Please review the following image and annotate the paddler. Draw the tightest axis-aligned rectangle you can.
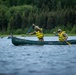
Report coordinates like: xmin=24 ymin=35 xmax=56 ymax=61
xmin=53 ymin=29 xmax=68 ymax=42
xmin=29 ymin=24 xmax=44 ymax=41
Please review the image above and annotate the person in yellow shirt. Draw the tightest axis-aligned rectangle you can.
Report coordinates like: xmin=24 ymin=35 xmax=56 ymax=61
xmin=29 ymin=24 xmax=44 ymax=41
xmin=54 ymin=29 xmax=68 ymax=42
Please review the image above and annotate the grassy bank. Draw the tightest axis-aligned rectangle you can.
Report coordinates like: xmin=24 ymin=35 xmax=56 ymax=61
xmin=44 ymin=34 xmax=76 ymax=36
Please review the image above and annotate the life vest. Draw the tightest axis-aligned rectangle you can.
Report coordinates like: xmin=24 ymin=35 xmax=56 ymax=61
xmin=58 ymin=31 xmax=67 ymax=42
xmin=36 ymin=31 xmax=44 ymax=39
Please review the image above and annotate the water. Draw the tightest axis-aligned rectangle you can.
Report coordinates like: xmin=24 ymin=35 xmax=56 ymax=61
xmin=0 ymin=36 xmax=76 ymax=75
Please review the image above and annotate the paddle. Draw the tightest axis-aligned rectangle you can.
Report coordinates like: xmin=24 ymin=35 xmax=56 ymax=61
xmin=66 ymin=41 xmax=71 ymax=45
xmin=25 ymin=25 xmax=33 ymax=37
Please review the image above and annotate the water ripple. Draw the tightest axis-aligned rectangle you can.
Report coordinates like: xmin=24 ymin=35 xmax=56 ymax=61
xmin=0 ymin=36 xmax=76 ymax=75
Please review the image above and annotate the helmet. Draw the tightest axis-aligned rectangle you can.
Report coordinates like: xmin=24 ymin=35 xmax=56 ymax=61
xmin=58 ymin=29 xmax=62 ymax=32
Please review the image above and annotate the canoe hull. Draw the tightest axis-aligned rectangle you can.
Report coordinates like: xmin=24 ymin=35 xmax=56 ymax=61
xmin=12 ymin=37 xmax=76 ymax=46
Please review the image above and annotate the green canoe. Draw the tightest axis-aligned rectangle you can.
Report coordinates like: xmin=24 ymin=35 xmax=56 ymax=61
xmin=12 ymin=37 xmax=76 ymax=46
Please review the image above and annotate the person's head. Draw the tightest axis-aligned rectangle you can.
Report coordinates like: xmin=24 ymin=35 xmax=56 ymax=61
xmin=32 ymin=24 xmax=39 ymax=30
xmin=57 ymin=29 xmax=62 ymax=33
xmin=34 ymin=26 xmax=40 ymax=31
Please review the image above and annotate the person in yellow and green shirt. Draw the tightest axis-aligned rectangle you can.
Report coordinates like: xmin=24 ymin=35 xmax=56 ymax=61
xmin=54 ymin=29 xmax=68 ymax=42
xmin=29 ymin=24 xmax=44 ymax=41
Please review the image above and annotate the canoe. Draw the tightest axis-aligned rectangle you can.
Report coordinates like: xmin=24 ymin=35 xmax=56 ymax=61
xmin=7 ymin=34 xmax=13 ymax=39
xmin=12 ymin=37 xmax=76 ymax=46
xmin=7 ymin=36 xmax=12 ymax=39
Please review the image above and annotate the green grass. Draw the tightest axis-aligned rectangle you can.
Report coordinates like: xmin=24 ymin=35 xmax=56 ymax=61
xmin=44 ymin=34 xmax=76 ymax=36
xmin=0 ymin=34 xmax=76 ymax=37
xmin=68 ymin=34 xmax=76 ymax=36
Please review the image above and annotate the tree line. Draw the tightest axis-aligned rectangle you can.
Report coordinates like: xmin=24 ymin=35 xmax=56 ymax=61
xmin=0 ymin=0 xmax=76 ymax=34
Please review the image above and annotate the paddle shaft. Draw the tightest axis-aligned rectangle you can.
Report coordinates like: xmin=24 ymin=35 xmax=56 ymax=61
xmin=25 ymin=25 xmax=33 ymax=36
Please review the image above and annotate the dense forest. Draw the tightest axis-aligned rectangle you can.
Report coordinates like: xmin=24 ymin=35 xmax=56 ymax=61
xmin=0 ymin=0 xmax=76 ymax=34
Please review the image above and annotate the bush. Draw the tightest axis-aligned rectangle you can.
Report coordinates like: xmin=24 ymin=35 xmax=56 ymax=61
xmin=15 ymin=29 xmax=22 ymax=34
xmin=71 ymin=25 xmax=76 ymax=34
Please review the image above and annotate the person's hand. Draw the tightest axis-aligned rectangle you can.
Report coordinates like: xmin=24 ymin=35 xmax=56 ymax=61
xmin=32 ymin=24 xmax=35 ymax=26
xmin=53 ymin=32 xmax=56 ymax=34
xmin=28 ymin=33 xmax=31 ymax=35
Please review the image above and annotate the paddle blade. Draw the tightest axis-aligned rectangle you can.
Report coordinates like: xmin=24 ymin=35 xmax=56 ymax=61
xmin=66 ymin=42 xmax=71 ymax=45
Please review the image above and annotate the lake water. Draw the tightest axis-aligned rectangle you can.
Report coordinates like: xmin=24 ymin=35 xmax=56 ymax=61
xmin=0 ymin=36 xmax=76 ymax=75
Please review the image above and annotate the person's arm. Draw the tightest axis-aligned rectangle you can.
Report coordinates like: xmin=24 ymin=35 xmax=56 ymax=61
xmin=37 ymin=27 xmax=42 ymax=31
xmin=29 ymin=31 xmax=36 ymax=35
xmin=35 ymin=26 xmax=42 ymax=31
xmin=53 ymin=32 xmax=59 ymax=36
xmin=63 ymin=33 xmax=68 ymax=37
xmin=32 ymin=24 xmax=42 ymax=31
xmin=63 ymin=33 xmax=68 ymax=41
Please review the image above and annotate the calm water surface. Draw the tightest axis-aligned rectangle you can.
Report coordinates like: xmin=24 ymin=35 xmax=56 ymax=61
xmin=0 ymin=36 xmax=76 ymax=75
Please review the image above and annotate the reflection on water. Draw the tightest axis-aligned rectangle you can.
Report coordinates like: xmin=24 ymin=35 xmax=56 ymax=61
xmin=0 ymin=36 xmax=76 ymax=75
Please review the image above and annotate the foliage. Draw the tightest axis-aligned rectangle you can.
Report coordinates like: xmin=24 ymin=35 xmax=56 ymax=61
xmin=71 ymin=25 xmax=76 ymax=34
xmin=0 ymin=0 xmax=76 ymax=34
xmin=15 ymin=29 xmax=22 ymax=34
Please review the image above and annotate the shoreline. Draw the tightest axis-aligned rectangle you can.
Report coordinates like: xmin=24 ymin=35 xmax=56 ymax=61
xmin=0 ymin=34 xmax=76 ymax=37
